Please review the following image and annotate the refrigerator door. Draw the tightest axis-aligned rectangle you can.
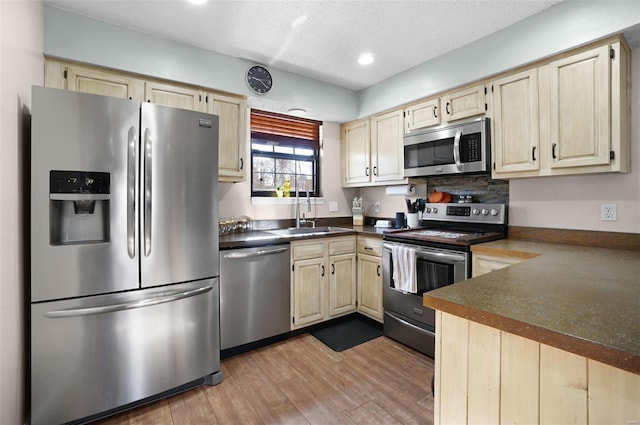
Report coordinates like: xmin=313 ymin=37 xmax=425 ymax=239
xmin=139 ymin=103 xmax=219 ymax=287
xmin=31 ymin=87 xmax=140 ymax=301
xmin=31 ymin=278 xmax=220 ymax=425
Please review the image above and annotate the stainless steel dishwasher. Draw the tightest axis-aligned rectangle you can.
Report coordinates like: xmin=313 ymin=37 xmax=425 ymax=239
xmin=220 ymin=244 xmax=291 ymax=350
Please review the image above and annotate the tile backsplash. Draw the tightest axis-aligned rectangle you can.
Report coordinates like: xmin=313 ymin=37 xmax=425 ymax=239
xmin=425 ymin=175 xmax=509 ymax=204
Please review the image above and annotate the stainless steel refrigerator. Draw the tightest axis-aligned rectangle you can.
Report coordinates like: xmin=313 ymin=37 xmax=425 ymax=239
xmin=30 ymin=86 xmax=221 ymax=425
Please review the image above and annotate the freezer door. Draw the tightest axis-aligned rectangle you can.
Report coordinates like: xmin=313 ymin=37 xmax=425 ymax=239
xmin=140 ymin=103 xmax=219 ymax=287
xmin=31 ymin=87 xmax=140 ymax=301
xmin=30 ymin=279 xmax=220 ymax=425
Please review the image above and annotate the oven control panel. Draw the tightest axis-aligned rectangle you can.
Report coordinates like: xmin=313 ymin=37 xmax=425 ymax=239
xmin=422 ymin=203 xmax=506 ymax=224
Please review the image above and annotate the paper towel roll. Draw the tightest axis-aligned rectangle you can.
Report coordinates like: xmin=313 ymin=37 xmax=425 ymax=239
xmin=385 ymin=184 xmax=415 ymax=196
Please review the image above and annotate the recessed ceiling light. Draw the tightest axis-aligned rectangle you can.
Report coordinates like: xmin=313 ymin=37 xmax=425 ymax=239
xmin=186 ymin=0 xmax=207 ymax=5
xmin=288 ymin=108 xmax=307 ymax=117
xmin=291 ymin=15 xmax=308 ymax=28
xmin=358 ymin=53 xmax=375 ymax=66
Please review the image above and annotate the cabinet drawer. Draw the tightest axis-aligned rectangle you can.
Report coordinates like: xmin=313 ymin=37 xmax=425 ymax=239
xmin=292 ymin=242 xmax=325 ymax=261
xmin=472 ymin=254 xmax=523 ymax=277
xmin=329 ymin=237 xmax=356 ymax=256
xmin=357 ymin=236 xmax=383 ymax=257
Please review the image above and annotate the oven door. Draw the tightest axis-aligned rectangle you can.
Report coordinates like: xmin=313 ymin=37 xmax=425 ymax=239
xmin=382 ymin=242 xmax=468 ymax=328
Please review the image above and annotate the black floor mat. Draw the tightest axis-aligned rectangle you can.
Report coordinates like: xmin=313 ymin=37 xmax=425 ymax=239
xmin=311 ymin=317 xmax=383 ymax=352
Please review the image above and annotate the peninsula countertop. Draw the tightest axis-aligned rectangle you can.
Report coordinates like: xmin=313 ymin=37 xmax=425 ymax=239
xmin=423 ymin=238 xmax=640 ymax=375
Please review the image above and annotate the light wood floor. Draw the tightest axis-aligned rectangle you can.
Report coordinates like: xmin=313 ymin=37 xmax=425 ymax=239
xmin=97 ymin=333 xmax=435 ymax=425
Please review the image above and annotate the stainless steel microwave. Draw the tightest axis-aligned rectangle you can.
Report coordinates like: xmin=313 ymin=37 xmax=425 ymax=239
xmin=403 ymin=117 xmax=490 ymax=177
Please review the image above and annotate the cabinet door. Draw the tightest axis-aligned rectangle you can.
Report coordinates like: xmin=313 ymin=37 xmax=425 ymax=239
xmin=341 ymin=119 xmax=371 ymax=185
xmin=371 ymin=110 xmax=405 ymax=182
xmin=548 ymin=45 xmax=611 ymax=169
xmin=292 ymin=257 xmax=326 ymax=329
xmin=405 ymin=98 xmax=440 ymax=132
xmin=144 ymin=81 xmax=203 ymax=111
xmin=65 ymin=64 xmax=144 ymax=100
xmin=207 ymin=93 xmax=247 ymax=182
xmin=442 ymin=84 xmax=486 ymax=122
xmin=491 ymin=68 xmax=540 ymax=176
xmin=357 ymin=254 xmax=383 ymax=322
xmin=328 ymin=253 xmax=356 ymax=317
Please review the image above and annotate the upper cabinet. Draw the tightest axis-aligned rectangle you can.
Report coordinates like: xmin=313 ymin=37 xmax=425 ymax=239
xmin=44 ymin=59 xmax=248 ymax=182
xmin=206 ymin=93 xmax=247 ymax=182
xmin=404 ymin=83 xmax=486 ymax=133
xmin=490 ymin=68 xmax=540 ymax=175
xmin=144 ymin=81 xmax=202 ymax=111
xmin=341 ymin=110 xmax=408 ymax=187
xmin=491 ymin=37 xmax=630 ymax=179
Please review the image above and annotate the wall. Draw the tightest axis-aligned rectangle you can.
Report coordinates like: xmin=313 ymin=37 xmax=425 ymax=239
xmin=0 ymin=2 xmax=43 ymax=424
xmin=508 ymin=48 xmax=640 ymax=234
xmin=358 ymin=1 xmax=640 ymax=118
xmin=219 ymin=122 xmax=359 ymax=221
xmin=43 ymin=6 xmax=357 ymax=123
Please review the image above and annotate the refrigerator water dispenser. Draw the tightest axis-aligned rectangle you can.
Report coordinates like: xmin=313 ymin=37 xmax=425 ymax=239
xmin=49 ymin=170 xmax=110 ymax=245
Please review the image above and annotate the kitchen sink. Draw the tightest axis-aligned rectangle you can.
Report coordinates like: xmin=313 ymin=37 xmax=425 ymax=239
xmin=266 ymin=226 xmax=354 ymax=238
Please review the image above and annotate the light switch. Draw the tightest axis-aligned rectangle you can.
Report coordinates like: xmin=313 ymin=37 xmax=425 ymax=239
xmin=329 ymin=201 xmax=338 ymax=212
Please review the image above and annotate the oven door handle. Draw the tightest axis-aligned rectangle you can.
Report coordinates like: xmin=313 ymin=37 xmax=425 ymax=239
xmin=453 ymin=129 xmax=462 ymax=171
xmin=415 ymin=249 xmax=466 ymax=264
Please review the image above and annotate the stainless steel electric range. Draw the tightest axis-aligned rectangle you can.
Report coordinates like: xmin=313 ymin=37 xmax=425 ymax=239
xmin=382 ymin=202 xmax=508 ymax=357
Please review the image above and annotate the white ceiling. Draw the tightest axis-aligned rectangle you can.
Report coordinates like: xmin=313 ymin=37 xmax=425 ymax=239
xmin=46 ymin=0 xmax=564 ymax=91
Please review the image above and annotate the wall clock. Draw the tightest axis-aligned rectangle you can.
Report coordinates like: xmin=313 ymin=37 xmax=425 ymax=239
xmin=246 ymin=65 xmax=273 ymax=94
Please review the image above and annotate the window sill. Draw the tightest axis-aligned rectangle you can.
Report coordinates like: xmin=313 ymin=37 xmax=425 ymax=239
xmin=251 ymin=197 xmax=325 ymax=206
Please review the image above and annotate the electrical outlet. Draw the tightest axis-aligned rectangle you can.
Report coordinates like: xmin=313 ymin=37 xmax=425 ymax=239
xmin=600 ymin=203 xmax=617 ymax=221
xmin=329 ymin=201 xmax=338 ymax=212
xmin=374 ymin=202 xmax=381 ymax=213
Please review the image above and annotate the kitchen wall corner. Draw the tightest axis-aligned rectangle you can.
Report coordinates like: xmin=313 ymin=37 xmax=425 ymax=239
xmin=0 ymin=1 xmax=43 ymax=424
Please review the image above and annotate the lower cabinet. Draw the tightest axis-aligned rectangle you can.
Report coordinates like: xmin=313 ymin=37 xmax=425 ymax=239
xmin=434 ymin=311 xmax=640 ymax=425
xmin=356 ymin=236 xmax=384 ymax=322
xmin=291 ymin=236 xmax=356 ymax=330
xmin=472 ymin=253 xmax=525 ymax=277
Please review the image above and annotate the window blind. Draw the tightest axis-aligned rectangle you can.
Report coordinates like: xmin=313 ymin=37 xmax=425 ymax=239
xmin=250 ymin=109 xmax=321 ymax=149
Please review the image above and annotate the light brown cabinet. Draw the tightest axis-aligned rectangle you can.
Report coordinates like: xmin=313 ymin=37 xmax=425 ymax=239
xmin=472 ymin=253 xmax=524 ymax=277
xmin=341 ymin=110 xmax=408 ymax=187
xmin=434 ymin=311 xmax=640 ymax=425
xmin=404 ymin=83 xmax=486 ymax=133
xmin=44 ymin=58 xmax=248 ymax=182
xmin=290 ymin=236 xmax=356 ymax=330
xmin=356 ymin=236 xmax=384 ymax=322
xmin=491 ymin=37 xmax=630 ymax=179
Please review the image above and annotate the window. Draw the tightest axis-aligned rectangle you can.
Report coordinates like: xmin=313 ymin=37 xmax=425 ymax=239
xmin=250 ymin=109 xmax=322 ymax=197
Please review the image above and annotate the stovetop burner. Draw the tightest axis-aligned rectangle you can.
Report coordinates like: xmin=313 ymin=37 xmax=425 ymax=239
xmin=383 ymin=202 xmax=508 ymax=248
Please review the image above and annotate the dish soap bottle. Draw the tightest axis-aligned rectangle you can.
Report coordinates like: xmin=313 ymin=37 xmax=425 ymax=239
xmin=283 ymin=178 xmax=291 ymax=197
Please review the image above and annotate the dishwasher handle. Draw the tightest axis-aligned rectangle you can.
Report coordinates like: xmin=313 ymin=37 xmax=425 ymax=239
xmin=222 ymin=246 xmax=288 ymax=259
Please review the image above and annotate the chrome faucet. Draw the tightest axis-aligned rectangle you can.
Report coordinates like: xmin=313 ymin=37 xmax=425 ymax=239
xmin=295 ymin=181 xmax=313 ymax=228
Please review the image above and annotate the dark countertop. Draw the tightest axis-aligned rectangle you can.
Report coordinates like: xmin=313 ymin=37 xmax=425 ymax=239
xmin=423 ymin=239 xmax=640 ymax=375
xmin=219 ymin=225 xmax=385 ymax=249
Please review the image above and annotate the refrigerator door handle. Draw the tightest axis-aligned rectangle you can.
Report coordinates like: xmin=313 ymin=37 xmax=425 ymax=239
xmin=143 ymin=128 xmax=152 ymax=257
xmin=42 ymin=285 xmax=212 ymax=318
xmin=127 ymin=126 xmax=137 ymax=259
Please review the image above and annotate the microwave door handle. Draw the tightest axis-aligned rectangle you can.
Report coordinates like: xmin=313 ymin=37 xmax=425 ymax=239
xmin=453 ymin=129 xmax=462 ymax=171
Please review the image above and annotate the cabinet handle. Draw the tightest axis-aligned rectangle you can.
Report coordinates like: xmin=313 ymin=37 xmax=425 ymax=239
xmin=552 ymin=143 xmax=557 ymax=159
xmin=331 ymin=264 xmax=335 ymax=275
xmin=376 ymin=264 xmax=381 ymax=276
xmin=532 ymin=146 xmax=536 ymax=162
xmin=240 ymin=157 xmax=244 ymax=170
xmin=434 ymin=106 xmax=438 ymax=118
xmin=365 ymin=166 xmax=369 ymax=176
xmin=373 ymin=166 xmax=377 ymax=176
xmin=321 ymin=265 xmax=325 ymax=277
xmin=364 ymin=246 xmax=373 ymax=251
xmin=445 ymin=102 xmax=450 ymax=115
